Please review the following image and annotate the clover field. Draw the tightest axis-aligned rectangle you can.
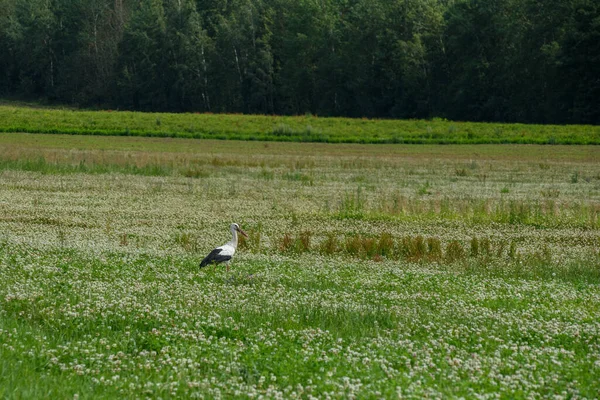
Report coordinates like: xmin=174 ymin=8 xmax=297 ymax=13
xmin=0 ymin=133 xmax=599 ymax=399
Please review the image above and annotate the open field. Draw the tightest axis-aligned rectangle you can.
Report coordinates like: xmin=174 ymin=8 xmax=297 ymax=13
xmin=1 ymin=133 xmax=599 ymax=398
xmin=1 ymin=103 xmax=600 ymax=144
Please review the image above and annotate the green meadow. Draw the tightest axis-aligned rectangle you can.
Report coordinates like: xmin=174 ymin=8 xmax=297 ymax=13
xmin=0 ymin=131 xmax=599 ymax=398
xmin=1 ymin=103 xmax=599 ymax=144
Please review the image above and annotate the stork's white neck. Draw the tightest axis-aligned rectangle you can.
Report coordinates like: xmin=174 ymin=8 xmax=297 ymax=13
xmin=228 ymin=226 xmax=238 ymax=249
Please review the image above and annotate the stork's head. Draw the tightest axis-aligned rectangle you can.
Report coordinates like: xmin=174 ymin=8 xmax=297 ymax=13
xmin=231 ymin=223 xmax=248 ymax=238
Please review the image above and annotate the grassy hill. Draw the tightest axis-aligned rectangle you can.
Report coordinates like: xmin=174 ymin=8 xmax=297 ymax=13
xmin=0 ymin=103 xmax=598 ymax=144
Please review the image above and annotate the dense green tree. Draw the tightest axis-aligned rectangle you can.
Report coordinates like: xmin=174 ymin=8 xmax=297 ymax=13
xmin=0 ymin=0 xmax=597 ymax=123
xmin=0 ymin=0 xmax=16 ymax=94
xmin=443 ymin=0 xmax=517 ymax=121
xmin=508 ymin=0 xmax=572 ymax=123
xmin=163 ymin=0 xmax=212 ymax=111
xmin=271 ymin=0 xmax=324 ymax=115
xmin=210 ymin=0 xmax=275 ymax=113
xmin=116 ymin=0 xmax=168 ymax=109
xmin=560 ymin=0 xmax=600 ymax=123
xmin=3 ymin=0 xmax=58 ymax=96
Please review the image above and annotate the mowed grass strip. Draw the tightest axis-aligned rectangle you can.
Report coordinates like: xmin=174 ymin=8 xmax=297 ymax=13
xmin=1 ymin=132 xmax=599 ymax=162
xmin=1 ymin=103 xmax=599 ymax=144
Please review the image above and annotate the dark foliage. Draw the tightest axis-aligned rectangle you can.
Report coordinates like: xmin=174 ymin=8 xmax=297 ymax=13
xmin=0 ymin=0 xmax=597 ymax=124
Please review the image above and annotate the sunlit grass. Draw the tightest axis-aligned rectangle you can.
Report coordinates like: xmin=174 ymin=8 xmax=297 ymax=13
xmin=1 ymin=103 xmax=599 ymax=144
xmin=0 ymin=135 xmax=599 ymax=398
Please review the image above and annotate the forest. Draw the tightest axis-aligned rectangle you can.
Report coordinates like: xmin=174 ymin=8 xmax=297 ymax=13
xmin=0 ymin=0 xmax=598 ymax=124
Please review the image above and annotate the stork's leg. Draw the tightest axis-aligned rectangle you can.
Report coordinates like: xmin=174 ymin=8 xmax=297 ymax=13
xmin=226 ymin=261 xmax=230 ymax=272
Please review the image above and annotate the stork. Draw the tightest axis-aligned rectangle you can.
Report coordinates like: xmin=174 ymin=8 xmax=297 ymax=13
xmin=200 ymin=223 xmax=248 ymax=271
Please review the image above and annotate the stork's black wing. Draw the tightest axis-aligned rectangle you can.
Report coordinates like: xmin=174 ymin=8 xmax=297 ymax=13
xmin=200 ymin=248 xmax=232 ymax=267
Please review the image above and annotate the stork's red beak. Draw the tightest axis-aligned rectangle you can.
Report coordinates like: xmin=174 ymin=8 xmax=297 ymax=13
xmin=238 ymin=227 xmax=248 ymax=238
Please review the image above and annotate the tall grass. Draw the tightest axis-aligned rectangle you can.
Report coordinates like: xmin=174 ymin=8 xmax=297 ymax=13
xmin=0 ymin=156 xmax=174 ymax=177
xmin=336 ymin=195 xmax=599 ymax=229
xmin=270 ymin=232 xmax=600 ymax=282
xmin=1 ymin=103 xmax=599 ymax=144
xmin=288 ymin=232 xmax=500 ymax=263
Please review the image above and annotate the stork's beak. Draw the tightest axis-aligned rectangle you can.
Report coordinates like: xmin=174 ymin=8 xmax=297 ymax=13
xmin=237 ymin=227 xmax=249 ymax=238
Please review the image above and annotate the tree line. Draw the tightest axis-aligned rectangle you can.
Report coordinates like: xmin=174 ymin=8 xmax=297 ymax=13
xmin=0 ymin=0 xmax=598 ymax=124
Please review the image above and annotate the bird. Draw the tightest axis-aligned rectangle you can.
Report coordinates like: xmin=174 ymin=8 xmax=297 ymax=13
xmin=200 ymin=223 xmax=248 ymax=271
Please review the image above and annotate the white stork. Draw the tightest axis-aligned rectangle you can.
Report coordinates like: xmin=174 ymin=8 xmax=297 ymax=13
xmin=200 ymin=223 xmax=248 ymax=271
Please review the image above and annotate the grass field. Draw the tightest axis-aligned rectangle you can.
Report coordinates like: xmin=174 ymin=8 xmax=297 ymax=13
xmin=1 ymin=132 xmax=599 ymax=398
xmin=1 ymin=102 xmax=600 ymax=144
